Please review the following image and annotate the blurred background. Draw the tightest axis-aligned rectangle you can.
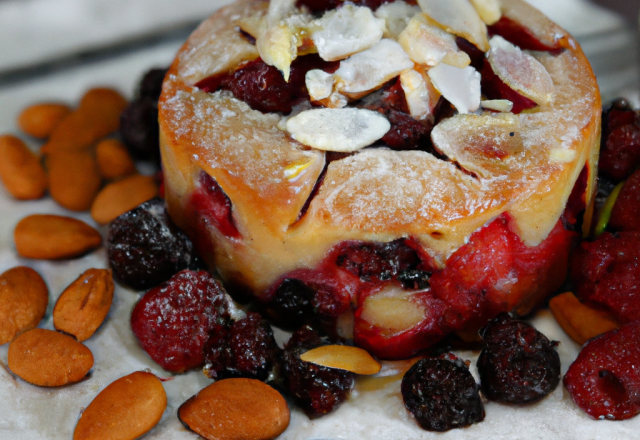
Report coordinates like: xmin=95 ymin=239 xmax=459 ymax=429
xmin=0 ymin=0 xmax=638 ymax=102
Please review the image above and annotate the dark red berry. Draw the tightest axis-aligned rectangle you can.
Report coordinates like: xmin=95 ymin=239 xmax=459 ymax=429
xmin=189 ymin=171 xmax=240 ymax=239
xmin=267 ymin=278 xmax=316 ymax=328
xmin=139 ymin=68 xmax=168 ymax=101
xmin=131 ymin=270 xmax=230 ymax=373
xmin=488 ymin=16 xmax=564 ymax=51
xmin=107 ymin=197 xmax=200 ymax=290
xmin=477 ymin=314 xmax=560 ymax=403
xmin=609 ymin=170 xmax=640 ymax=232
xmin=481 ymin=59 xmax=537 ymax=114
xmin=120 ymin=97 xmax=161 ymax=163
xmin=571 ymin=231 xmax=640 ymax=324
xmin=401 ymin=354 xmax=484 ymax=432
xmin=564 ymin=321 xmax=640 ymax=420
xmin=203 ymin=312 xmax=279 ymax=381
xmin=281 ymin=326 xmax=354 ymax=417
xmin=295 ymin=0 xmax=396 ymax=14
xmin=599 ymin=99 xmax=640 ymax=182
xmin=456 ymin=37 xmax=485 ymax=71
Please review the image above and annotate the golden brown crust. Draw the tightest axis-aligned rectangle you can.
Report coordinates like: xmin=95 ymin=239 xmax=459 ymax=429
xmin=159 ymin=0 xmax=600 ymax=295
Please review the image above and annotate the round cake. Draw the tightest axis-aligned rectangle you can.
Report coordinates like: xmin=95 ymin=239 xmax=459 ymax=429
xmin=159 ymin=0 xmax=600 ymax=359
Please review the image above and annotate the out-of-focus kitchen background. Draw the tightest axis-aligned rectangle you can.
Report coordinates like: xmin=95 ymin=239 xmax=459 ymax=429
xmin=0 ymin=0 xmax=638 ymax=102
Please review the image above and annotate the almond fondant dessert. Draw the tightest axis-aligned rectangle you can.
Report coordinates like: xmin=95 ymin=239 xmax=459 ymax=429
xmin=159 ymin=0 xmax=600 ymax=359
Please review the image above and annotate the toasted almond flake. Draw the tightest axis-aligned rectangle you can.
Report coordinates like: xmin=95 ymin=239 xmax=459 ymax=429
xmin=257 ymin=23 xmax=297 ymax=81
xmin=374 ymin=1 xmax=421 ymax=39
xmin=488 ymin=35 xmax=555 ymax=105
xmin=469 ymin=0 xmax=501 ymax=25
xmin=286 ymin=108 xmax=390 ymax=152
xmin=306 ymin=69 xmax=334 ymax=101
xmin=300 ymin=345 xmax=382 ymax=375
xmin=417 ymin=0 xmax=489 ymax=52
xmin=549 ymin=292 xmax=619 ymax=345
xmin=400 ymin=69 xmax=436 ymax=120
xmin=238 ymin=13 xmax=267 ymax=39
xmin=549 ymin=148 xmax=577 ymax=164
xmin=428 ymin=63 xmax=480 ymax=114
xmin=481 ymin=99 xmax=514 ymax=112
xmin=334 ymin=39 xmax=414 ymax=97
xmin=267 ymin=0 xmax=296 ymax=26
xmin=398 ymin=13 xmax=470 ymax=68
xmin=312 ymin=5 xmax=385 ymax=62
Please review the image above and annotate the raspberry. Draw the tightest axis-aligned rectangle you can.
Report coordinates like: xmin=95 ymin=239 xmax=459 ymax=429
xmin=571 ymin=231 xmax=640 ymax=324
xmin=477 ymin=314 xmax=560 ymax=403
xmin=131 ymin=270 xmax=230 ymax=373
xmin=401 ymin=354 xmax=484 ymax=431
xmin=609 ymin=170 xmax=640 ymax=232
xmin=107 ymin=197 xmax=200 ymax=290
xmin=599 ymin=99 xmax=640 ymax=182
xmin=281 ymin=326 xmax=354 ymax=417
xmin=564 ymin=322 xmax=640 ymax=420
xmin=203 ymin=312 xmax=279 ymax=381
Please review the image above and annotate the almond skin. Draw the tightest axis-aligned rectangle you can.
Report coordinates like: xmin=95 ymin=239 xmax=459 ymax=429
xmin=178 ymin=378 xmax=290 ymax=440
xmin=549 ymin=291 xmax=620 ymax=345
xmin=95 ymin=139 xmax=136 ymax=180
xmin=7 ymin=328 xmax=93 ymax=386
xmin=73 ymin=371 xmax=167 ymax=440
xmin=18 ymin=103 xmax=72 ymax=139
xmin=53 ymin=269 xmax=114 ymax=342
xmin=47 ymin=150 xmax=102 ymax=211
xmin=90 ymin=174 xmax=158 ymax=224
xmin=0 ymin=134 xmax=48 ymax=200
xmin=41 ymin=88 xmax=128 ymax=155
xmin=0 ymin=266 xmax=49 ymax=345
xmin=14 ymin=214 xmax=102 ymax=260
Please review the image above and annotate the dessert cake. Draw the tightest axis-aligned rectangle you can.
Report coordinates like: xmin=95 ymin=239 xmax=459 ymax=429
xmin=159 ymin=0 xmax=600 ymax=359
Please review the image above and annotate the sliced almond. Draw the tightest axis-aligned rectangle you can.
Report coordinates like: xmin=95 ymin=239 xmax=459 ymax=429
xmin=0 ymin=134 xmax=48 ymax=200
xmin=53 ymin=269 xmax=114 ymax=342
xmin=428 ymin=63 xmax=481 ymax=114
xmin=417 ymin=0 xmax=489 ymax=52
xmin=18 ymin=103 xmax=72 ymax=139
xmin=487 ymin=35 xmax=555 ymax=106
xmin=400 ymin=68 xmax=439 ymax=120
xmin=549 ymin=292 xmax=619 ymax=345
xmin=398 ymin=13 xmax=470 ymax=68
xmin=179 ymin=378 xmax=289 ymax=440
xmin=360 ymin=286 xmax=427 ymax=334
xmin=306 ymin=69 xmax=334 ymax=102
xmin=481 ymin=99 xmax=514 ymax=112
xmin=300 ymin=345 xmax=382 ymax=375
xmin=0 ymin=267 xmax=48 ymax=345
xmin=285 ymin=108 xmax=390 ymax=152
xmin=14 ymin=214 xmax=102 ymax=260
xmin=312 ymin=4 xmax=385 ymax=62
xmin=469 ymin=0 xmax=501 ymax=25
xmin=90 ymin=174 xmax=158 ymax=225
xmin=374 ymin=1 xmax=421 ymax=39
xmin=8 ymin=328 xmax=93 ymax=387
xmin=257 ymin=23 xmax=297 ymax=81
xmin=334 ymin=39 xmax=414 ymax=97
xmin=95 ymin=139 xmax=136 ymax=180
xmin=73 ymin=371 xmax=167 ymax=440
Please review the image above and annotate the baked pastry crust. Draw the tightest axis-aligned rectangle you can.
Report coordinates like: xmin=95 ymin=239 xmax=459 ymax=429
xmin=159 ymin=0 xmax=600 ymax=297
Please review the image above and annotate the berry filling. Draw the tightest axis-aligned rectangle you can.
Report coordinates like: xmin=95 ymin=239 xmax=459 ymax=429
xmin=188 ymin=171 xmax=240 ymax=240
xmin=488 ymin=16 xmax=565 ymax=52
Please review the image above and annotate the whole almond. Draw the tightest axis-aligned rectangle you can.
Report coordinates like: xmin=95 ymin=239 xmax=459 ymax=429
xmin=549 ymin=291 xmax=619 ymax=345
xmin=8 ymin=328 xmax=93 ymax=386
xmin=73 ymin=371 xmax=167 ymax=440
xmin=91 ymin=174 xmax=158 ymax=224
xmin=300 ymin=345 xmax=382 ymax=375
xmin=96 ymin=139 xmax=136 ymax=180
xmin=18 ymin=103 xmax=72 ymax=139
xmin=47 ymin=150 xmax=102 ymax=211
xmin=53 ymin=269 xmax=114 ymax=342
xmin=179 ymin=378 xmax=290 ymax=440
xmin=0 ymin=135 xmax=48 ymax=200
xmin=41 ymin=88 xmax=128 ymax=154
xmin=14 ymin=214 xmax=102 ymax=260
xmin=0 ymin=267 xmax=49 ymax=345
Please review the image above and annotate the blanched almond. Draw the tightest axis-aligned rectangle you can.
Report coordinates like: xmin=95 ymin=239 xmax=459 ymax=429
xmin=95 ymin=139 xmax=136 ymax=180
xmin=179 ymin=378 xmax=290 ymax=440
xmin=41 ymin=88 xmax=127 ymax=154
xmin=7 ymin=328 xmax=93 ymax=386
xmin=18 ymin=103 xmax=72 ymax=139
xmin=0 ymin=267 xmax=48 ymax=345
xmin=549 ymin=292 xmax=619 ymax=345
xmin=300 ymin=345 xmax=382 ymax=375
xmin=47 ymin=151 xmax=102 ymax=211
xmin=53 ymin=269 xmax=114 ymax=342
xmin=14 ymin=214 xmax=102 ymax=260
xmin=0 ymin=135 xmax=48 ymax=200
xmin=73 ymin=371 xmax=167 ymax=440
xmin=90 ymin=174 xmax=158 ymax=224
xmin=417 ymin=0 xmax=489 ymax=51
